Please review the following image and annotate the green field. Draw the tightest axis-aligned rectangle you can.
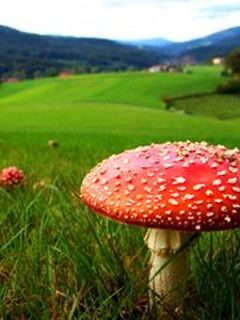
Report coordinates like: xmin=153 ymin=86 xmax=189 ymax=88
xmin=1 ymin=66 xmax=240 ymax=319
xmin=173 ymin=94 xmax=240 ymax=119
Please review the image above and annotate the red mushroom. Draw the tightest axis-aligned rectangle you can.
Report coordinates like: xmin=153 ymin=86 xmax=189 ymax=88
xmin=80 ymin=141 xmax=240 ymax=313
xmin=0 ymin=166 xmax=24 ymax=188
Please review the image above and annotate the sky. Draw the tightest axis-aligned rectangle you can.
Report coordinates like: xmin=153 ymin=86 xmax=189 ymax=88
xmin=0 ymin=0 xmax=240 ymax=41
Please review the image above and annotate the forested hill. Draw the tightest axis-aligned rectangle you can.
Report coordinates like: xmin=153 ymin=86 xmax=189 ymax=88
xmin=0 ymin=25 xmax=161 ymax=79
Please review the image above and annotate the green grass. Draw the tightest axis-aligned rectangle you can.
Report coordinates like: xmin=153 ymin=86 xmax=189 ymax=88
xmin=1 ymin=65 xmax=240 ymax=319
xmin=172 ymin=94 xmax=240 ymax=120
xmin=0 ymin=65 xmax=221 ymax=109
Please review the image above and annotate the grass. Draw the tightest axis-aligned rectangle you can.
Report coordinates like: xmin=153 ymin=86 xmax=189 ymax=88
xmin=0 ymin=65 xmax=222 ymax=109
xmin=1 ymin=65 xmax=240 ymax=319
xmin=172 ymin=94 xmax=240 ymax=120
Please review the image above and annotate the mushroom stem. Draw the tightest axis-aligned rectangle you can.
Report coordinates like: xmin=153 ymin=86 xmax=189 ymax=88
xmin=144 ymin=229 xmax=192 ymax=313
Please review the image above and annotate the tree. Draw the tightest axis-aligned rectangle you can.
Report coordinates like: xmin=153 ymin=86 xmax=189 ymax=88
xmin=225 ymin=49 xmax=240 ymax=75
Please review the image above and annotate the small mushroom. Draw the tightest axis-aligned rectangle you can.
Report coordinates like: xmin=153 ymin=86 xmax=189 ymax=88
xmin=48 ymin=140 xmax=59 ymax=148
xmin=0 ymin=166 xmax=25 ymax=188
xmin=80 ymin=141 xmax=240 ymax=314
xmin=33 ymin=180 xmax=47 ymax=191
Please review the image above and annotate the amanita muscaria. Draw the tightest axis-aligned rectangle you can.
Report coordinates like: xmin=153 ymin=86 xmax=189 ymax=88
xmin=80 ymin=141 xmax=240 ymax=312
xmin=0 ymin=166 xmax=24 ymax=188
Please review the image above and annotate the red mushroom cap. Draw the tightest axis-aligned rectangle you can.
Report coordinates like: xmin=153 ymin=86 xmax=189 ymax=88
xmin=0 ymin=166 xmax=24 ymax=188
xmin=81 ymin=141 xmax=240 ymax=231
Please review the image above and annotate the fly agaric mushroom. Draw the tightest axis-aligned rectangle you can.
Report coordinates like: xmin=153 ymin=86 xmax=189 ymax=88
xmin=0 ymin=166 xmax=24 ymax=188
xmin=80 ymin=141 xmax=240 ymax=312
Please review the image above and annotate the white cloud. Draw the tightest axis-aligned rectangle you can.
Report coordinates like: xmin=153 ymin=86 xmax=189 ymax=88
xmin=0 ymin=0 xmax=239 ymax=41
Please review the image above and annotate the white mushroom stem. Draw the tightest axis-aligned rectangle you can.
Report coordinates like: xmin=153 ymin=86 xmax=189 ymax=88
xmin=144 ymin=229 xmax=194 ymax=312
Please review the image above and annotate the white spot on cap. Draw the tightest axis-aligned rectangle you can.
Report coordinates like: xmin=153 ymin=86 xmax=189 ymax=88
xmin=195 ymin=200 xmax=204 ymax=205
xmin=228 ymin=177 xmax=237 ymax=185
xmin=173 ymin=177 xmax=186 ymax=185
xmin=168 ymin=198 xmax=179 ymax=206
xmin=172 ymin=192 xmax=180 ymax=198
xmin=210 ymin=163 xmax=218 ymax=168
xmin=206 ymin=190 xmax=214 ymax=196
xmin=159 ymin=185 xmax=166 ymax=191
xmin=218 ymin=186 xmax=226 ymax=192
xmin=229 ymin=167 xmax=238 ymax=173
xmin=100 ymin=168 xmax=107 ymax=175
xmin=214 ymin=199 xmax=223 ymax=203
xmin=213 ymin=179 xmax=222 ymax=186
xmin=233 ymin=204 xmax=240 ymax=209
xmin=224 ymin=194 xmax=237 ymax=200
xmin=183 ymin=194 xmax=195 ymax=201
xmin=100 ymin=178 xmax=108 ymax=185
xmin=147 ymin=172 xmax=155 ymax=177
xmin=207 ymin=203 xmax=213 ymax=209
xmin=232 ymin=187 xmax=240 ymax=193
xmin=163 ymin=155 xmax=171 ymax=161
xmin=217 ymin=170 xmax=227 ymax=176
xmin=221 ymin=206 xmax=228 ymax=213
xmin=144 ymin=186 xmax=152 ymax=193
xmin=206 ymin=212 xmax=214 ymax=217
xmin=128 ymin=185 xmax=135 ymax=191
xmin=177 ymin=186 xmax=187 ymax=191
xmin=163 ymin=163 xmax=173 ymax=169
xmin=224 ymin=216 xmax=231 ymax=223
xmin=193 ymin=184 xmax=205 ymax=191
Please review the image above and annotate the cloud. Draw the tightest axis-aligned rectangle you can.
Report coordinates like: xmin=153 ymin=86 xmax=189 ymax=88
xmin=104 ymin=0 xmax=192 ymax=6
xmin=198 ymin=0 xmax=240 ymax=19
xmin=0 ymin=0 xmax=239 ymax=41
xmin=201 ymin=4 xmax=240 ymax=17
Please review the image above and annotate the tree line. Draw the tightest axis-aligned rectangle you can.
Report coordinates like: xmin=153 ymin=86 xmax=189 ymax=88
xmin=0 ymin=26 xmax=161 ymax=80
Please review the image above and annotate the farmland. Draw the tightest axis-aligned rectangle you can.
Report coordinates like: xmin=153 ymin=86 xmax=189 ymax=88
xmin=1 ymin=65 xmax=240 ymax=319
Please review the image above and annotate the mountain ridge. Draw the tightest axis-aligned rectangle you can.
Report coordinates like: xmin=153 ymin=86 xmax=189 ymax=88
xmin=130 ymin=26 xmax=240 ymax=62
xmin=0 ymin=24 xmax=240 ymax=79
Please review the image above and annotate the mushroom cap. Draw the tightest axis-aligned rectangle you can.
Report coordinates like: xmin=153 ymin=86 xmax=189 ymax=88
xmin=81 ymin=141 xmax=240 ymax=231
xmin=0 ymin=166 xmax=24 ymax=188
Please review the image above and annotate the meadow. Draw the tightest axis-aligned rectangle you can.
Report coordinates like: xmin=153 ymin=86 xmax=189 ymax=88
xmin=0 ymin=65 xmax=240 ymax=319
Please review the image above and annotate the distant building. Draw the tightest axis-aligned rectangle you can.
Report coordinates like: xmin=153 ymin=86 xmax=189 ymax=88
xmin=148 ymin=64 xmax=182 ymax=73
xmin=148 ymin=65 xmax=163 ymax=73
xmin=212 ymin=57 xmax=224 ymax=65
xmin=58 ymin=71 xmax=73 ymax=78
xmin=4 ymin=77 xmax=19 ymax=83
